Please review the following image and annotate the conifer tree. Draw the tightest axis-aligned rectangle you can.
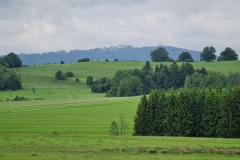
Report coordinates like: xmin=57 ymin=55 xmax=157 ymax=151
xmin=133 ymin=95 xmax=150 ymax=135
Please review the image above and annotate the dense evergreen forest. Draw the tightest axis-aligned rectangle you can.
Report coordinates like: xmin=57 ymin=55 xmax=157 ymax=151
xmin=134 ymin=87 xmax=240 ymax=138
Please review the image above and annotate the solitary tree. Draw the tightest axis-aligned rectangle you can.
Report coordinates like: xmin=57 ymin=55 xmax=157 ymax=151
xmin=119 ymin=114 xmax=128 ymax=135
xmin=55 ymin=70 xmax=63 ymax=80
xmin=86 ymin=76 xmax=94 ymax=86
xmin=178 ymin=52 xmax=194 ymax=62
xmin=109 ymin=121 xmax=119 ymax=136
xmin=3 ymin=52 xmax=22 ymax=68
xmin=218 ymin=47 xmax=238 ymax=61
xmin=150 ymin=47 xmax=170 ymax=62
xmin=200 ymin=46 xmax=216 ymax=62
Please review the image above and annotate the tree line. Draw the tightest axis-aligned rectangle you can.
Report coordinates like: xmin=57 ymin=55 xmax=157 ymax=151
xmin=151 ymin=46 xmax=238 ymax=62
xmin=89 ymin=61 xmax=240 ymax=97
xmin=134 ymin=87 xmax=240 ymax=138
xmin=90 ymin=62 xmax=197 ymax=96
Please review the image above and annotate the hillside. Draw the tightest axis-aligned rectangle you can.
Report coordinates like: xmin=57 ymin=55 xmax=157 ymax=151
xmin=18 ymin=45 xmax=201 ymax=66
xmin=0 ymin=61 xmax=240 ymax=160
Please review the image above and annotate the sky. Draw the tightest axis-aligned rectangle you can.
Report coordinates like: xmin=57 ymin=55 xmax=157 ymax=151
xmin=0 ymin=0 xmax=240 ymax=56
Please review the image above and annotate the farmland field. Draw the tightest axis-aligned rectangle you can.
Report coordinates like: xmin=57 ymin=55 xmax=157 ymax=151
xmin=0 ymin=61 xmax=240 ymax=159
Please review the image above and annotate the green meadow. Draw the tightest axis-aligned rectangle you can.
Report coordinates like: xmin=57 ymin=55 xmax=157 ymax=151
xmin=0 ymin=61 xmax=240 ymax=159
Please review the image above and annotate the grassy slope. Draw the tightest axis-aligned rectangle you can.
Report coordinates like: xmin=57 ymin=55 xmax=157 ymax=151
xmin=0 ymin=61 xmax=240 ymax=159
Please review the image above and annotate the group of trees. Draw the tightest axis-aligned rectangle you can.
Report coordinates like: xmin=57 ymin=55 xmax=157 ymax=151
xmin=55 ymin=71 xmax=74 ymax=80
xmin=151 ymin=46 xmax=238 ymax=62
xmin=0 ymin=53 xmax=22 ymax=91
xmin=91 ymin=62 xmax=199 ymax=96
xmin=0 ymin=66 xmax=21 ymax=90
xmin=0 ymin=52 xmax=22 ymax=68
xmin=200 ymin=46 xmax=238 ymax=62
xmin=134 ymin=87 xmax=240 ymax=138
xmin=185 ymin=71 xmax=240 ymax=88
xmin=150 ymin=47 xmax=194 ymax=62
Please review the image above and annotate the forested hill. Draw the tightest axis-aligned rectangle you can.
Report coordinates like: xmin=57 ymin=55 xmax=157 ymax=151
xmin=19 ymin=45 xmax=200 ymax=66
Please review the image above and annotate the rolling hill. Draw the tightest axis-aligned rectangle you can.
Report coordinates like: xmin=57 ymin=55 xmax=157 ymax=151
xmin=18 ymin=45 xmax=201 ymax=66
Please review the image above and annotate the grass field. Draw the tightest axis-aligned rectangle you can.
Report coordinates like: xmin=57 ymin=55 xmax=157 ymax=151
xmin=0 ymin=61 xmax=240 ymax=159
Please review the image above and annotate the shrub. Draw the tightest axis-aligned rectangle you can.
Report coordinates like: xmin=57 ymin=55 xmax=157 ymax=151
xmin=78 ymin=58 xmax=90 ymax=62
xmin=66 ymin=71 xmax=74 ymax=77
xmin=12 ymin=95 xmax=28 ymax=101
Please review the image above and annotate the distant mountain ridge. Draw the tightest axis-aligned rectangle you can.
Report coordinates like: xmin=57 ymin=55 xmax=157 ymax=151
xmin=19 ymin=45 xmax=201 ymax=66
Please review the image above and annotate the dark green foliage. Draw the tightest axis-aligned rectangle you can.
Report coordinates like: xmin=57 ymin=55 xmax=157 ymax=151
xmin=217 ymin=88 xmax=240 ymax=138
xmin=3 ymin=56 xmax=14 ymax=68
xmin=166 ymin=57 xmax=175 ymax=62
xmin=78 ymin=58 xmax=90 ymax=62
xmin=12 ymin=95 xmax=28 ymax=101
xmin=91 ymin=77 xmax=111 ymax=93
xmin=169 ymin=62 xmax=181 ymax=89
xmin=178 ymin=52 xmax=194 ymax=62
xmin=54 ymin=70 xmax=69 ymax=80
xmin=76 ymin=78 xmax=80 ymax=82
xmin=106 ymin=62 xmax=196 ymax=96
xmin=55 ymin=70 xmax=63 ymax=80
xmin=0 ymin=58 xmax=8 ymax=67
xmin=200 ymin=89 xmax=219 ymax=137
xmin=5 ymin=72 xmax=22 ymax=90
xmin=133 ymin=87 xmax=240 ymax=138
xmin=200 ymin=46 xmax=216 ymax=62
xmin=133 ymin=95 xmax=151 ymax=136
xmin=117 ymin=76 xmax=143 ymax=97
xmin=66 ymin=71 xmax=74 ymax=77
xmin=0 ymin=67 xmax=21 ymax=90
xmin=217 ymin=47 xmax=238 ymax=61
xmin=3 ymin=52 xmax=22 ymax=68
xmin=227 ymin=72 xmax=240 ymax=86
xmin=150 ymin=47 xmax=170 ymax=62
xmin=86 ymin=76 xmax=93 ymax=86
xmin=0 ymin=66 xmax=7 ymax=89
xmin=184 ymin=71 xmax=236 ymax=89
xmin=60 ymin=60 xmax=64 ymax=64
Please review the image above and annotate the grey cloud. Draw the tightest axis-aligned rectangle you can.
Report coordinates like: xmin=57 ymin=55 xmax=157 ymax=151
xmin=0 ymin=0 xmax=240 ymax=55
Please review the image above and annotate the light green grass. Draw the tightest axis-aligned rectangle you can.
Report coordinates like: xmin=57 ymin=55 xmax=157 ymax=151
xmin=0 ymin=61 xmax=240 ymax=159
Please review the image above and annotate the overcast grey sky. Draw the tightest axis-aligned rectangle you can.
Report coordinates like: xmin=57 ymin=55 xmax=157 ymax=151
xmin=0 ymin=0 xmax=240 ymax=55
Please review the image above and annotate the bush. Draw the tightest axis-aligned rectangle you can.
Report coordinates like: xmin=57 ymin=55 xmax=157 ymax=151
xmin=76 ymin=78 xmax=80 ymax=82
xmin=78 ymin=58 xmax=90 ymax=62
xmin=66 ymin=71 xmax=74 ymax=77
xmin=55 ymin=70 xmax=67 ymax=80
xmin=12 ymin=95 xmax=28 ymax=101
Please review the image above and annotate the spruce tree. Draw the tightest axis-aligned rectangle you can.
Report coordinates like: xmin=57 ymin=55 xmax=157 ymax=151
xmin=133 ymin=95 xmax=150 ymax=135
